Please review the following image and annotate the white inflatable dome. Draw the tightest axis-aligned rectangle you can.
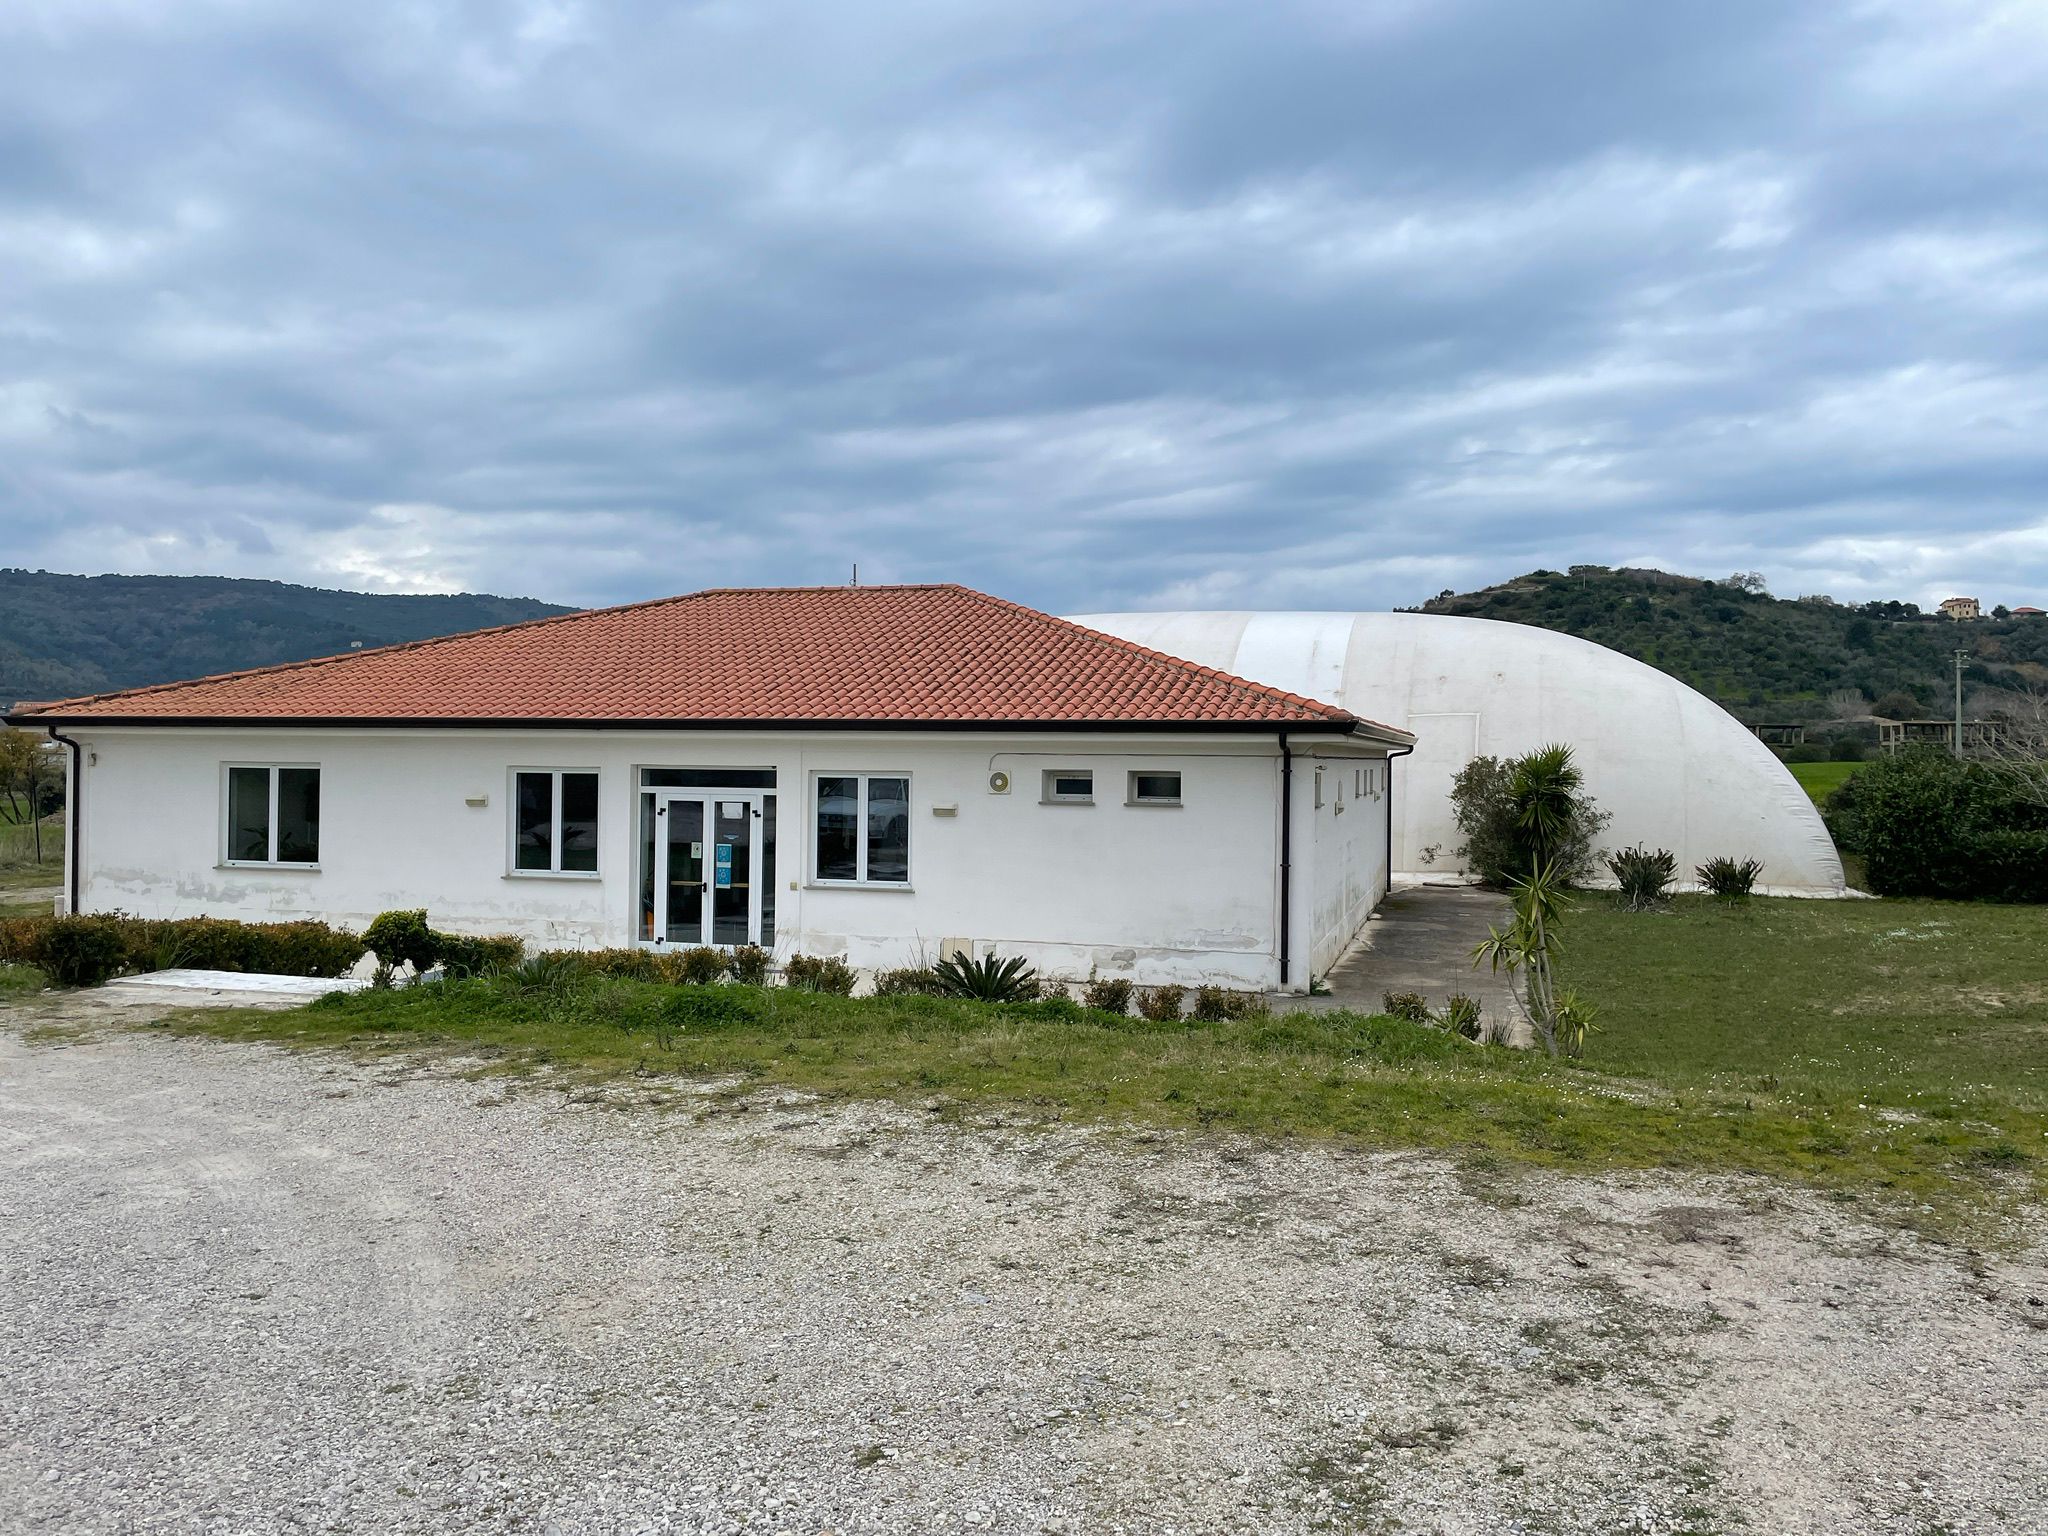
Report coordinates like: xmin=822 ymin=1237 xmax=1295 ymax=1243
xmin=1070 ymin=611 xmax=1845 ymax=895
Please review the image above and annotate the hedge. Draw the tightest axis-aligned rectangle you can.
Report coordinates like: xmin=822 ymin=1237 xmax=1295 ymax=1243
xmin=0 ymin=913 xmax=368 ymax=988
xmin=1825 ymin=749 xmax=2048 ymax=902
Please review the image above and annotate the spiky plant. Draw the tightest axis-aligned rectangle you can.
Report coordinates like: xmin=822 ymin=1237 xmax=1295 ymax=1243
xmin=931 ymin=951 xmax=1039 ymax=1003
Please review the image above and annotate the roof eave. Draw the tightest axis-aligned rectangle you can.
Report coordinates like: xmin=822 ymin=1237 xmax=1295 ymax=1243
xmin=7 ymin=711 xmax=1369 ymax=735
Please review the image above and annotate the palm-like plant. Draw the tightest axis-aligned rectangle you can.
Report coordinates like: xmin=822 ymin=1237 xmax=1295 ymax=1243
xmin=931 ymin=951 xmax=1039 ymax=1002
xmin=1507 ymin=744 xmax=1585 ymax=871
xmin=1473 ymin=856 xmax=1573 ymax=1057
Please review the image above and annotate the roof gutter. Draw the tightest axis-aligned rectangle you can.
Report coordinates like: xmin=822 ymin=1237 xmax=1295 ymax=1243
xmin=1278 ymin=729 xmax=1294 ymax=990
xmin=45 ymin=726 xmax=81 ymax=916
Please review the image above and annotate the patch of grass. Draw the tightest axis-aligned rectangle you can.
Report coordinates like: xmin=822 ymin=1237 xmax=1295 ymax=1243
xmin=1786 ymin=760 xmax=1860 ymax=806
xmin=0 ymin=856 xmax=62 ymax=919
xmin=149 ymin=927 xmax=2048 ymax=1234
xmin=0 ymin=961 xmax=47 ymax=995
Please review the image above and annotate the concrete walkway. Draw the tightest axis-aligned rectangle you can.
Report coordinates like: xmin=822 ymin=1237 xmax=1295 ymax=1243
xmin=1284 ymin=884 xmax=1530 ymax=1044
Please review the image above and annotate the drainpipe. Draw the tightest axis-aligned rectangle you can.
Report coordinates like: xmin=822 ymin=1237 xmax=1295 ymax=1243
xmin=46 ymin=727 xmax=82 ymax=915
xmin=1277 ymin=731 xmax=1293 ymax=989
xmin=1383 ymin=742 xmax=1414 ymax=903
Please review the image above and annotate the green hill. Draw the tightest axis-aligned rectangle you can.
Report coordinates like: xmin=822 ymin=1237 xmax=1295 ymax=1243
xmin=1415 ymin=566 xmax=2048 ymax=723
xmin=1 ymin=570 xmax=570 ymax=712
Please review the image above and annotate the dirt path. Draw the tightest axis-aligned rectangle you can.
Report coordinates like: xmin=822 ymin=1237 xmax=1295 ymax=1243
xmin=1 ymin=1015 xmax=2042 ymax=1535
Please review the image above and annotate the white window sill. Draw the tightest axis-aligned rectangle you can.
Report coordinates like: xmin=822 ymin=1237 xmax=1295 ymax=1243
xmin=1124 ymin=800 xmax=1184 ymax=809
xmin=504 ymin=870 xmax=603 ymax=882
xmin=218 ymin=862 xmax=322 ymax=872
xmin=806 ymin=880 xmax=915 ymax=892
xmin=1040 ymin=798 xmax=1095 ymax=807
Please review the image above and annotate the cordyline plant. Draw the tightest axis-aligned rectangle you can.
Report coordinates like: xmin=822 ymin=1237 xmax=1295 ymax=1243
xmin=1472 ymin=856 xmax=1575 ymax=1057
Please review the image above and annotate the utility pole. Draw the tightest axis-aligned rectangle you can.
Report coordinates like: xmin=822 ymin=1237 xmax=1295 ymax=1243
xmin=1953 ymin=649 xmax=1970 ymax=757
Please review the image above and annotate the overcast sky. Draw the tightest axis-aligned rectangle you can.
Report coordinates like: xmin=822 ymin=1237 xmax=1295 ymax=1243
xmin=4 ymin=1 xmax=2047 ymax=616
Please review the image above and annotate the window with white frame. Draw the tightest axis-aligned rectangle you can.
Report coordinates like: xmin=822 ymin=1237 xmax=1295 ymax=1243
xmin=512 ymin=769 xmax=600 ymax=874
xmin=1042 ymin=768 xmax=1094 ymax=804
xmin=814 ymin=773 xmax=910 ymax=883
xmin=225 ymin=764 xmax=321 ymax=866
xmin=1127 ymin=769 xmax=1182 ymax=805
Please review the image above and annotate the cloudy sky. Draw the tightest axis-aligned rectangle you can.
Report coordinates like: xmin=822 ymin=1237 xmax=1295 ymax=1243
xmin=4 ymin=1 xmax=2047 ymax=615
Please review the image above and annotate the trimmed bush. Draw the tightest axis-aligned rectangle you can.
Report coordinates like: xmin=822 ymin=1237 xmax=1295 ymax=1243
xmin=579 ymin=947 xmax=675 ymax=983
xmin=1190 ymin=985 xmax=1263 ymax=1022
xmin=727 ymin=945 xmax=772 ymax=986
xmin=873 ymin=965 xmax=947 ymax=997
xmin=1135 ymin=984 xmax=1185 ymax=1022
xmin=363 ymin=909 xmax=437 ymax=971
xmin=0 ymin=912 xmax=366 ymax=985
xmin=784 ymin=954 xmax=857 ymax=994
xmin=30 ymin=914 xmax=128 ymax=987
xmin=1082 ymin=977 xmax=1133 ymax=1016
xmin=676 ymin=946 xmax=730 ymax=985
xmin=435 ymin=932 xmax=525 ymax=976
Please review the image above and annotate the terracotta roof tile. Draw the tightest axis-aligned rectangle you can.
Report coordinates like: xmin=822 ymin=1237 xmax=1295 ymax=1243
xmin=11 ymin=584 xmax=1395 ymax=733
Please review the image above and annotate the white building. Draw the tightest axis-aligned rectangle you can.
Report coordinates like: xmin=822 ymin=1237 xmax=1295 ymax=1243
xmin=1070 ymin=611 xmax=1845 ymax=895
xmin=8 ymin=586 xmax=1413 ymax=991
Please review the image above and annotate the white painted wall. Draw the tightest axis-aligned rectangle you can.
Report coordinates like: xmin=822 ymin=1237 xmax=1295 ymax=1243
xmin=1072 ymin=611 xmax=1846 ymax=895
xmin=63 ymin=725 xmax=1395 ymax=990
xmin=1295 ymin=748 xmax=1394 ymax=979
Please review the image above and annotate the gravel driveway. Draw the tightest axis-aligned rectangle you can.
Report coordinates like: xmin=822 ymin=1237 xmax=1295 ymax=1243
xmin=2 ymin=1014 xmax=2043 ymax=1535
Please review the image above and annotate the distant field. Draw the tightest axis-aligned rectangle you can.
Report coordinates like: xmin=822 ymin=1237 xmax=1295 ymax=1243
xmin=1786 ymin=760 xmax=1860 ymax=804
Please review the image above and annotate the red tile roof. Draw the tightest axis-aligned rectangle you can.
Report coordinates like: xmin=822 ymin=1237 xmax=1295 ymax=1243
xmin=10 ymin=584 xmax=1398 ymax=734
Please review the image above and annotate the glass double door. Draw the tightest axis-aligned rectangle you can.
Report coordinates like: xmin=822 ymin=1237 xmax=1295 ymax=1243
xmin=653 ymin=794 xmax=762 ymax=947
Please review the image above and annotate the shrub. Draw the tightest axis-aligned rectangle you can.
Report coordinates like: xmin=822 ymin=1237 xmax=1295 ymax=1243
xmin=30 ymin=914 xmax=128 ymax=987
xmin=1696 ymin=856 xmax=1764 ymax=901
xmin=1829 ymin=735 xmax=1868 ymax=763
xmin=1191 ymin=985 xmax=1263 ymax=1021
xmin=363 ymin=909 xmax=437 ymax=971
xmin=580 ymin=947 xmax=674 ymax=983
xmin=0 ymin=913 xmax=366 ymax=983
xmin=1606 ymin=844 xmax=1677 ymax=911
xmin=1135 ymin=984 xmax=1185 ymax=1022
xmin=931 ymin=951 xmax=1039 ymax=1003
xmin=873 ymin=965 xmax=947 ymax=997
xmin=1825 ymin=749 xmax=2048 ymax=901
xmin=784 ymin=953 xmax=857 ymax=994
xmin=1381 ymin=991 xmax=1434 ymax=1024
xmin=1439 ymin=994 xmax=1483 ymax=1040
xmin=727 ymin=945 xmax=772 ymax=986
xmin=435 ymin=933 xmax=524 ymax=977
xmin=1082 ymin=977 xmax=1134 ymax=1015
xmin=1781 ymin=742 xmax=1832 ymax=764
xmin=1449 ymin=745 xmax=1611 ymax=887
xmin=676 ymin=946 xmax=730 ymax=985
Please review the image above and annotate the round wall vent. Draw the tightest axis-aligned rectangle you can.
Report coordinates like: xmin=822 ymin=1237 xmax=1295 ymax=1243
xmin=988 ymin=770 xmax=1011 ymax=794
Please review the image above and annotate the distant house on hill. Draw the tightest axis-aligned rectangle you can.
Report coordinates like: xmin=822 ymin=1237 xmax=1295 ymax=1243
xmin=2014 ymin=606 xmax=2046 ymax=618
xmin=1939 ymin=596 xmax=1983 ymax=620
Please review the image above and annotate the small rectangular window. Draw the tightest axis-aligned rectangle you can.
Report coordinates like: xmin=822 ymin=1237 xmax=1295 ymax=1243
xmin=1128 ymin=770 xmax=1182 ymax=806
xmin=224 ymin=764 xmax=321 ymax=866
xmin=1043 ymin=769 xmax=1094 ymax=803
xmin=814 ymin=773 xmax=911 ymax=884
xmin=512 ymin=769 xmax=601 ymax=876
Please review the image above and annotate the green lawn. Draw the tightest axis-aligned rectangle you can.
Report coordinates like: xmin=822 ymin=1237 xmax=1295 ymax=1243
xmin=133 ymin=897 xmax=2046 ymax=1237
xmin=1786 ymin=760 xmax=1861 ymax=805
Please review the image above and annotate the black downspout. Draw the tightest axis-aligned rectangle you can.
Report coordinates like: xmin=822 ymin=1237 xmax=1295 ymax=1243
xmin=46 ymin=728 xmax=82 ymax=915
xmin=1383 ymin=742 xmax=1414 ymax=904
xmin=1278 ymin=731 xmax=1292 ymax=989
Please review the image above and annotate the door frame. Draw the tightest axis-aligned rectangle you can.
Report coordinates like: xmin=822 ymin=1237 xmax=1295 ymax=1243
xmin=648 ymin=790 xmax=766 ymax=948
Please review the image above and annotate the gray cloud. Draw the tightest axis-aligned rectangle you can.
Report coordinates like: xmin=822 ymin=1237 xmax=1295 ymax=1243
xmin=2 ymin=0 xmax=2046 ymax=614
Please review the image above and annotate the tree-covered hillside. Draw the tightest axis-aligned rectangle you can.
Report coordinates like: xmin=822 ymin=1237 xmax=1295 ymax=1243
xmin=1416 ymin=567 xmax=2048 ymax=723
xmin=1 ymin=570 xmax=570 ymax=711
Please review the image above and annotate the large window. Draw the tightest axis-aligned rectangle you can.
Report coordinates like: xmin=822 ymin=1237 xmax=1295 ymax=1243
xmin=513 ymin=769 xmax=600 ymax=875
xmin=814 ymin=773 xmax=909 ymax=884
xmin=225 ymin=764 xmax=320 ymax=866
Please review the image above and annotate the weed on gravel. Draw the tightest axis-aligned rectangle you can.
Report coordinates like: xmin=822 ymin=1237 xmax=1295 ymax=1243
xmin=131 ymin=968 xmax=2046 ymax=1236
